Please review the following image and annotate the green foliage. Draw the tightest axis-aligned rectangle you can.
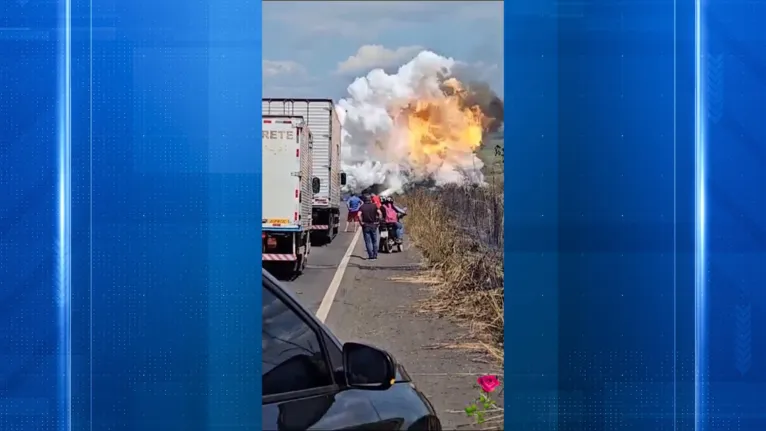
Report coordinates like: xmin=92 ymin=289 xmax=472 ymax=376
xmin=464 ymin=388 xmax=501 ymax=426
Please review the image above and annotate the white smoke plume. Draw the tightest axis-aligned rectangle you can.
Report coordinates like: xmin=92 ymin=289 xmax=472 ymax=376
xmin=337 ymin=50 xmax=489 ymax=196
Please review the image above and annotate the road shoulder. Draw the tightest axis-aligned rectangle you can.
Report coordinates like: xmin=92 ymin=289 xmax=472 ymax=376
xmin=324 ymin=240 xmax=503 ymax=429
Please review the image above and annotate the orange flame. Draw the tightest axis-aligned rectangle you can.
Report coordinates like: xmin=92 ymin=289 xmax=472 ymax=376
xmin=396 ymin=78 xmax=490 ymax=171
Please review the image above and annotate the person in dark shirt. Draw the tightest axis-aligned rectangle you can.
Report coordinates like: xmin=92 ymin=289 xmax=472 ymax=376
xmin=359 ymin=196 xmax=381 ymax=260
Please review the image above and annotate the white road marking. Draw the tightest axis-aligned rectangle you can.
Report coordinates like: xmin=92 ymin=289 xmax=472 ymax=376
xmin=315 ymin=229 xmax=362 ymax=322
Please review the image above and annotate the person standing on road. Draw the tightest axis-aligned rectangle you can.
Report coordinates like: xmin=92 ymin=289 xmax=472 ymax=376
xmin=345 ymin=193 xmax=363 ymax=232
xmin=359 ymin=195 xmax=382 ymax=260
xmin=371 ymin=193 xmax=382 ymax=210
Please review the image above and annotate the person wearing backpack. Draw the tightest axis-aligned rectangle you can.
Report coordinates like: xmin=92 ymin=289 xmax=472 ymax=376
xmin=382 ymin=197 xmax=406 ymax=244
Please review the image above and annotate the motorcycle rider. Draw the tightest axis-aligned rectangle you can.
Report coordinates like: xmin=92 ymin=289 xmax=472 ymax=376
xmin=381 ymin=196 xmax=406 ymax=243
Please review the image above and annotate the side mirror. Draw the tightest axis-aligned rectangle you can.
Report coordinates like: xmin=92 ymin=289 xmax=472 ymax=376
xmin=340 ymin=172 xmax=347 ymax=186
xmin=342 ymin=342 xmax=396 ymax=390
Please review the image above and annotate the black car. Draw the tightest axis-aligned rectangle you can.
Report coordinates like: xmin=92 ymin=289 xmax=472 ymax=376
xmin=262 ymin=270 xmax=442 ymax=430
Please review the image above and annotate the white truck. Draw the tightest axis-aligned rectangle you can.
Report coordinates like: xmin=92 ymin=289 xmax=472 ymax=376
xmin=262 ymin=98 xmax=346 ymax=244
xmin=262 ymin=115 xmax=313 ymax=275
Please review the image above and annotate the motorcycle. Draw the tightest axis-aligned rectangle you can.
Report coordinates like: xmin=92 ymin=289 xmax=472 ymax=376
xmin=378 ymin=223 xmax=403 ymax=253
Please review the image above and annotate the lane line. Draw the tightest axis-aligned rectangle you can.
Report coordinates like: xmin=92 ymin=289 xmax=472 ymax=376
xmin=315 ymin=229 xmax=361 ymax=322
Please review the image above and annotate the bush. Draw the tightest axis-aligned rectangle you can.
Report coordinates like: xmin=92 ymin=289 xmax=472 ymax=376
xmin=400 ymin=184 xmax=504 ymax=358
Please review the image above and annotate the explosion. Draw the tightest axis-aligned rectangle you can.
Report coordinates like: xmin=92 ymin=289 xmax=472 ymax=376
xmin=338 ymin=51 xmax=502 ymax=195
xmin=402 ymin=78 xmax=487 ymax=172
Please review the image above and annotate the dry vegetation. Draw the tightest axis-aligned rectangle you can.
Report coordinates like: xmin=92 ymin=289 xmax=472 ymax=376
xmin=399 ymin=182 xmax=504 ymax=363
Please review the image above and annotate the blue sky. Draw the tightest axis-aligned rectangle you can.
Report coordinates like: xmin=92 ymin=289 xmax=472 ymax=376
xmin=262 ymin=1 xmax=504 ymax=101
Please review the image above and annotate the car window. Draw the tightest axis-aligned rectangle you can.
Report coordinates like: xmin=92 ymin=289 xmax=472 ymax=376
xmin=262 ymin=284 xmax=333 ymax=397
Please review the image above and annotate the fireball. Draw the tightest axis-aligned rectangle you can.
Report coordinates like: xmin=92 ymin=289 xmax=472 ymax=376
xmin=339 ymin=50 xmax=503 ymax=193
xmin=394 ymin=77 xmax=490 ymax=177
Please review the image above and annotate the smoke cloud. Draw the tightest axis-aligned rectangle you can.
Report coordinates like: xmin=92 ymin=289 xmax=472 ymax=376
xmin=337 ymin=50 xmax=503 ymax=195
xmin=458 ymin=80 xmax=504 ymax=134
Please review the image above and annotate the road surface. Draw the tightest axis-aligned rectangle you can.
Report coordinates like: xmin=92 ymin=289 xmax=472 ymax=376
xmin=270 ymin=208 xmax=504 ymax=429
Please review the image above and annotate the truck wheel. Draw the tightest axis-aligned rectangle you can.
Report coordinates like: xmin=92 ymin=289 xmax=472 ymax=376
xmin=300 ymin=244 xmax=308 ymax=272
xmin=331 ymin=214 xmax=340 ymax=238
xmin=295 ymin=254 xmax=304 ymax=276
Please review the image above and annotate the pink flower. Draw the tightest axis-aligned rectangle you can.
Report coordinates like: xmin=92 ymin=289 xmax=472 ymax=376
xmin=476 ymin=375 xmax=500 ymax=393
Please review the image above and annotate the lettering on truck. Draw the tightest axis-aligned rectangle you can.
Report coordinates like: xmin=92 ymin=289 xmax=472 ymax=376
xmin=262 ymin=130 xmax=295 ymax=140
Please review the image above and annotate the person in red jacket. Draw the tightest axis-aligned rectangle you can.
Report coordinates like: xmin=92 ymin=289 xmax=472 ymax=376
xmin=371 ymin=193 xmax=382 ymax=209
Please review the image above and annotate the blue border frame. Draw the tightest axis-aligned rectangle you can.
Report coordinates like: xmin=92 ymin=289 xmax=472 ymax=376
xmin=693 ymin=0 xmax=707 ymax=427
xmin=57 ymin=0 xmax=73 ymax=427
xmin=504 ymin=0 xmax=699 ymax=428
xmin=73 ymin=0 xmax=262 ymax=428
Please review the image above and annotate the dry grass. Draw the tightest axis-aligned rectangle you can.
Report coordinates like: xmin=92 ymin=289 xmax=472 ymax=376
xmin=399 ymin=185 xmax=504 ymax=364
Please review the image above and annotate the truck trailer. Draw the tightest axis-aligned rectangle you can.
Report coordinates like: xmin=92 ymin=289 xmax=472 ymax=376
xmin=262 ymin=98 xmax=346 ymax=244
xmin=262 ymin=115 xmax=313 ymax=275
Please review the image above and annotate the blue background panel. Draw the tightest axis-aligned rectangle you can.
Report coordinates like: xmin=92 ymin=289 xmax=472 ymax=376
xmin=79 ymin=0 xmax=263 ymax=429
xmin=0 ymin=0 xmax=69 ymax=430
xmin=505 ymin=0 xmax=696 ymax=429
xmin=2 ymin=0 xmax=262 ymax=429
xmin=701 ymin=1 xmax=766 ymax=428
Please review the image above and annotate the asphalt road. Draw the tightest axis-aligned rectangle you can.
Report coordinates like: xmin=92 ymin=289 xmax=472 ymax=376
xmin=275 ymin=224 xmax=358 ymax=314
xmin=271 ymin=208 xmax=504 ymax=429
